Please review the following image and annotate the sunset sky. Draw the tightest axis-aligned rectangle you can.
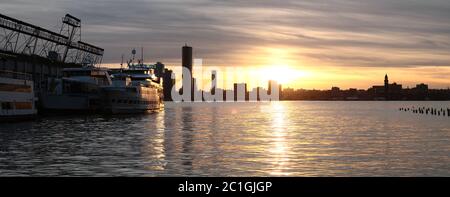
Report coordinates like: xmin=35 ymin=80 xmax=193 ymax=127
xmin=1 ymin=0 xmax=450 ymax=90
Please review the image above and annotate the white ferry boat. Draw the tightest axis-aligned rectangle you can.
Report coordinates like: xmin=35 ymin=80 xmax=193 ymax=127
xmin=101 ymin=48 xmax=163 ymax=114
xmin=101 ymin=72 xmax=163 ymax=114
xmin=0 ymin=70 xmax=37 ymax=121
xmin=40 ymin=66 xmax=112 ymax=112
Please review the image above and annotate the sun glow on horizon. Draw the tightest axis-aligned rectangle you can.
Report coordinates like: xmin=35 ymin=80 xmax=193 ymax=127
xmin=257 ymin=65 xmax=309 ymax=85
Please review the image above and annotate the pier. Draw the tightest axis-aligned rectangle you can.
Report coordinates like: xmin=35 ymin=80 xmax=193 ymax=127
xmin=399 ymin=106 xmax=450 ymax=117
xmin=0 ymin=13 xmax=103 ymax=96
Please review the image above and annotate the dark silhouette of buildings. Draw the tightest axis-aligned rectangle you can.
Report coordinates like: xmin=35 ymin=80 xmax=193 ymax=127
xmin=233 ymin=83 xmax=247 ymax=101
xmin=384 ymin=74 xmax=389 ymax=97
xmin=154 ymin=62 xmax=165 ymax=78
xmin=182 ymin=44 xmax=193 ymax=75
xmin=281 ymin=74 xmax=449 ymax=101
xmin=181 ymin=44 xmax=194 ymax=101
xmin=211 ymin=70 xmax=216 ymax=95
xmin=162 ymin=68 xmax=175 ymax=101
xmin=368 ymin=74 xmax=402 ymax=100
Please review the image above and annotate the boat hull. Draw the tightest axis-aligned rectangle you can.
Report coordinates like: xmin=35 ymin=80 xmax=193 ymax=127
xmin=101 ymin=86 xmax=163 ymax=114
xmin=0 ymin=72 xmax=37 ymax=121
xmin=39 ymin=94 xmax=102 ymax=112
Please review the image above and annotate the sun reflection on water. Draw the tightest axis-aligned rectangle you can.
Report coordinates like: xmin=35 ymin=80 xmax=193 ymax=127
xmin=264 ymin=102 xmax=292 ymax=176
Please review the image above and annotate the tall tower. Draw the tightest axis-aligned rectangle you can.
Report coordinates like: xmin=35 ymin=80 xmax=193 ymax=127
xmin=211 ymin=70 xmax=217 ymax=95
xmin=182 ymin=44 xmax=193 ymax=101
xmin=384 ymin=74 xmax=389 ymax=99
xmin=384 ymin=74 xmax=389 ymax=86
xmin=182 ymin=44 xmax=193 ymax=75
xmin=163 ymin=68 xmax=175 ymax=101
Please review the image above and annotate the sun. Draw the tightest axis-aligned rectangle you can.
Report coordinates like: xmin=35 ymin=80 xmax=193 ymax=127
xmin=257 ymin=65 xmax=306 ymax=85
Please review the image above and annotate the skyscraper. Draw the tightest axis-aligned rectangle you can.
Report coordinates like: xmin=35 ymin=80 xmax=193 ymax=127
xmin=384 ymin=74 xmax=389 ymax=91
xmin=162 ymin=68 xmax=175 ymax=101
xmin=268 ymin=80 xmax=274 ymax=95
xmin=181 ymin=44 xmax=193 ymax=101
xmin=384 ymin=74 xmax=389 ymax=99
xmin=211 ymin=70 xmax=217 ymax=95
xmin=182 ymin=44 xmax=193 ymax=75
xmin=234 ymin=83 xmax=247 ymax=101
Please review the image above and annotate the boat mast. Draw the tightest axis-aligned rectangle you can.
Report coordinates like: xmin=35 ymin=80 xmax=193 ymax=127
xmin=120 ymin=54 xmax=124 ymax=71
xmin=141 ymin=47 xmax=144 ymax=66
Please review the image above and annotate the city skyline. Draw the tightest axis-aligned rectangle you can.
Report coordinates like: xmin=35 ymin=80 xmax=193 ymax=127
xmin=2 ymin=0 xmax=450 ymax=89
xmin=1 ymin=0 xmax=450 ymax=186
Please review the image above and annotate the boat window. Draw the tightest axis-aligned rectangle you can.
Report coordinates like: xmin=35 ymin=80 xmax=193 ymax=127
xmin=63 ymin=70 xmax=90 ymax=77
xmin=126 ymin=88 xmax=137 ymax=92
xmin=15 ymin=102 xmax=33 ymax=109
xmin=1 ymin=102 xmax=13 ymax=110
xmin=0 ymin=83 xmax=32 ymax=93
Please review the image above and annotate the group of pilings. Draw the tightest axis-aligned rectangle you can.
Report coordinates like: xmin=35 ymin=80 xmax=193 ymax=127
xmin=399 ymin=106 xmax=450 ymax=117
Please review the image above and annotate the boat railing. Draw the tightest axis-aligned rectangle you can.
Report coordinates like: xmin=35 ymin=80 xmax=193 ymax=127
xmin=0 ymin=70 xmax=32 ymax=81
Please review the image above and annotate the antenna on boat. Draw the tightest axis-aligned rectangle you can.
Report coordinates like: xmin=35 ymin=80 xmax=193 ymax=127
xmin=141 ymin=47 xmax=144 ymax=66
xmin=120 ymin=54 xmax=124 ymax=70
xmin=131 ymin=48 xmax=136 ymax=64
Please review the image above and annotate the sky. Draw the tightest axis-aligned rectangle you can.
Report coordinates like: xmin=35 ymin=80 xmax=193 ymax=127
xmin=1 ymin=0 xmax=450 ymax=89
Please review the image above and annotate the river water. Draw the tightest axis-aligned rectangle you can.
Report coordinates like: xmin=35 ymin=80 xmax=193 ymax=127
xmin=0 ymin=101 xmax=449 ymax=176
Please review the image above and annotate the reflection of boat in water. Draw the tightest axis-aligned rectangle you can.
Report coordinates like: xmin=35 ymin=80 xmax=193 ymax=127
xmin=0 ymin=70 xmax=37 ymax=121
xmin=40 ymin=66 xmax=112 ymax=112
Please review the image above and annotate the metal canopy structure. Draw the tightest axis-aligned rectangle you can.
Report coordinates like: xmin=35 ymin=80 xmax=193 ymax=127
xmin=0 ymin=13 xmax=103 ymax=66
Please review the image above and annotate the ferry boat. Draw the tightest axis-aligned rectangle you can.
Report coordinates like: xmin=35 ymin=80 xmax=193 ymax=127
xmin=40 ymin=66 xmax=112 ymax=112
xmin=40 ymin=48 xmax=163 ymax=114
xmin=101 ymin=72 xmax=163 ymax=114
xmin=0 ymin=70 xmax=37 ymax=121
xmin=101 ymin=48 xmax=163 ymax=114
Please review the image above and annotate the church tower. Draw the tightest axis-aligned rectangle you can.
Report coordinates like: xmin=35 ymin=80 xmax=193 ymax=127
xmin=384 ymin=74 xmax=389 ymax=99
xmin=384 ymin=74 xmax=389 ymax=87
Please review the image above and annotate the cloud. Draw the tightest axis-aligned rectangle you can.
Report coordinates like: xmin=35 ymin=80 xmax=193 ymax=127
xmin=1 ymin=0 xmax=450 ymax=69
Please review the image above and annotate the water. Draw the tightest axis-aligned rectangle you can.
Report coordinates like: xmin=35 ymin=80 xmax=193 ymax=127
xmin=0 ymin=101 xmax=449 ymax=176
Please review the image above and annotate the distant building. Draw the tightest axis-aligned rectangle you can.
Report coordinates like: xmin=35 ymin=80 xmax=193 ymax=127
xmin=154 ymin=62 xmax=165 ymax=78
xmin=211 ymin=70 xmax=216 ymax=95
xmin=162 ymin=68 xmax=175 ymax=101
xmin=346 ymin=88 xmax=358 ymax=100
xmin=192 ymin=77 xmax=200 ymax=101
xmin=233 ymin=83 xmax=247 ymax=101
xmin=181 ymin=44 xmax=194 ymax=101
xmin=267 ymin=80 xmax=280 ymax=100
xmin=330 ymin=87 xmax=341 ymax=99
xmin=279 ymin=84 xmax=282 ymax=100
xmin=369 ymin=74 xmax=402 ymax=100
xmin=268 ymin=80 xmax=274 ymax=95
xmin=384 ymin=74 xmax=389 ymax=96
xmin=182 ymin=44 xmax=193 ymax=75
xmin=225 ymin=89 xmax=234 ymax=102
xmin=278 ymin=75 xmax=448 ymax=101
xmin=223 ymin=89 xmax=227 ymax=101
xmin=258 ymin=87 xmax=266 ymax=101
xmin=414 ymin=83 xmax=428 ymax=93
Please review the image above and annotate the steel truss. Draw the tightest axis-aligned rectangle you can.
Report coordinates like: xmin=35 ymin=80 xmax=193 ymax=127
xmin=0 ymin=13 xmax=103 ymax=66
